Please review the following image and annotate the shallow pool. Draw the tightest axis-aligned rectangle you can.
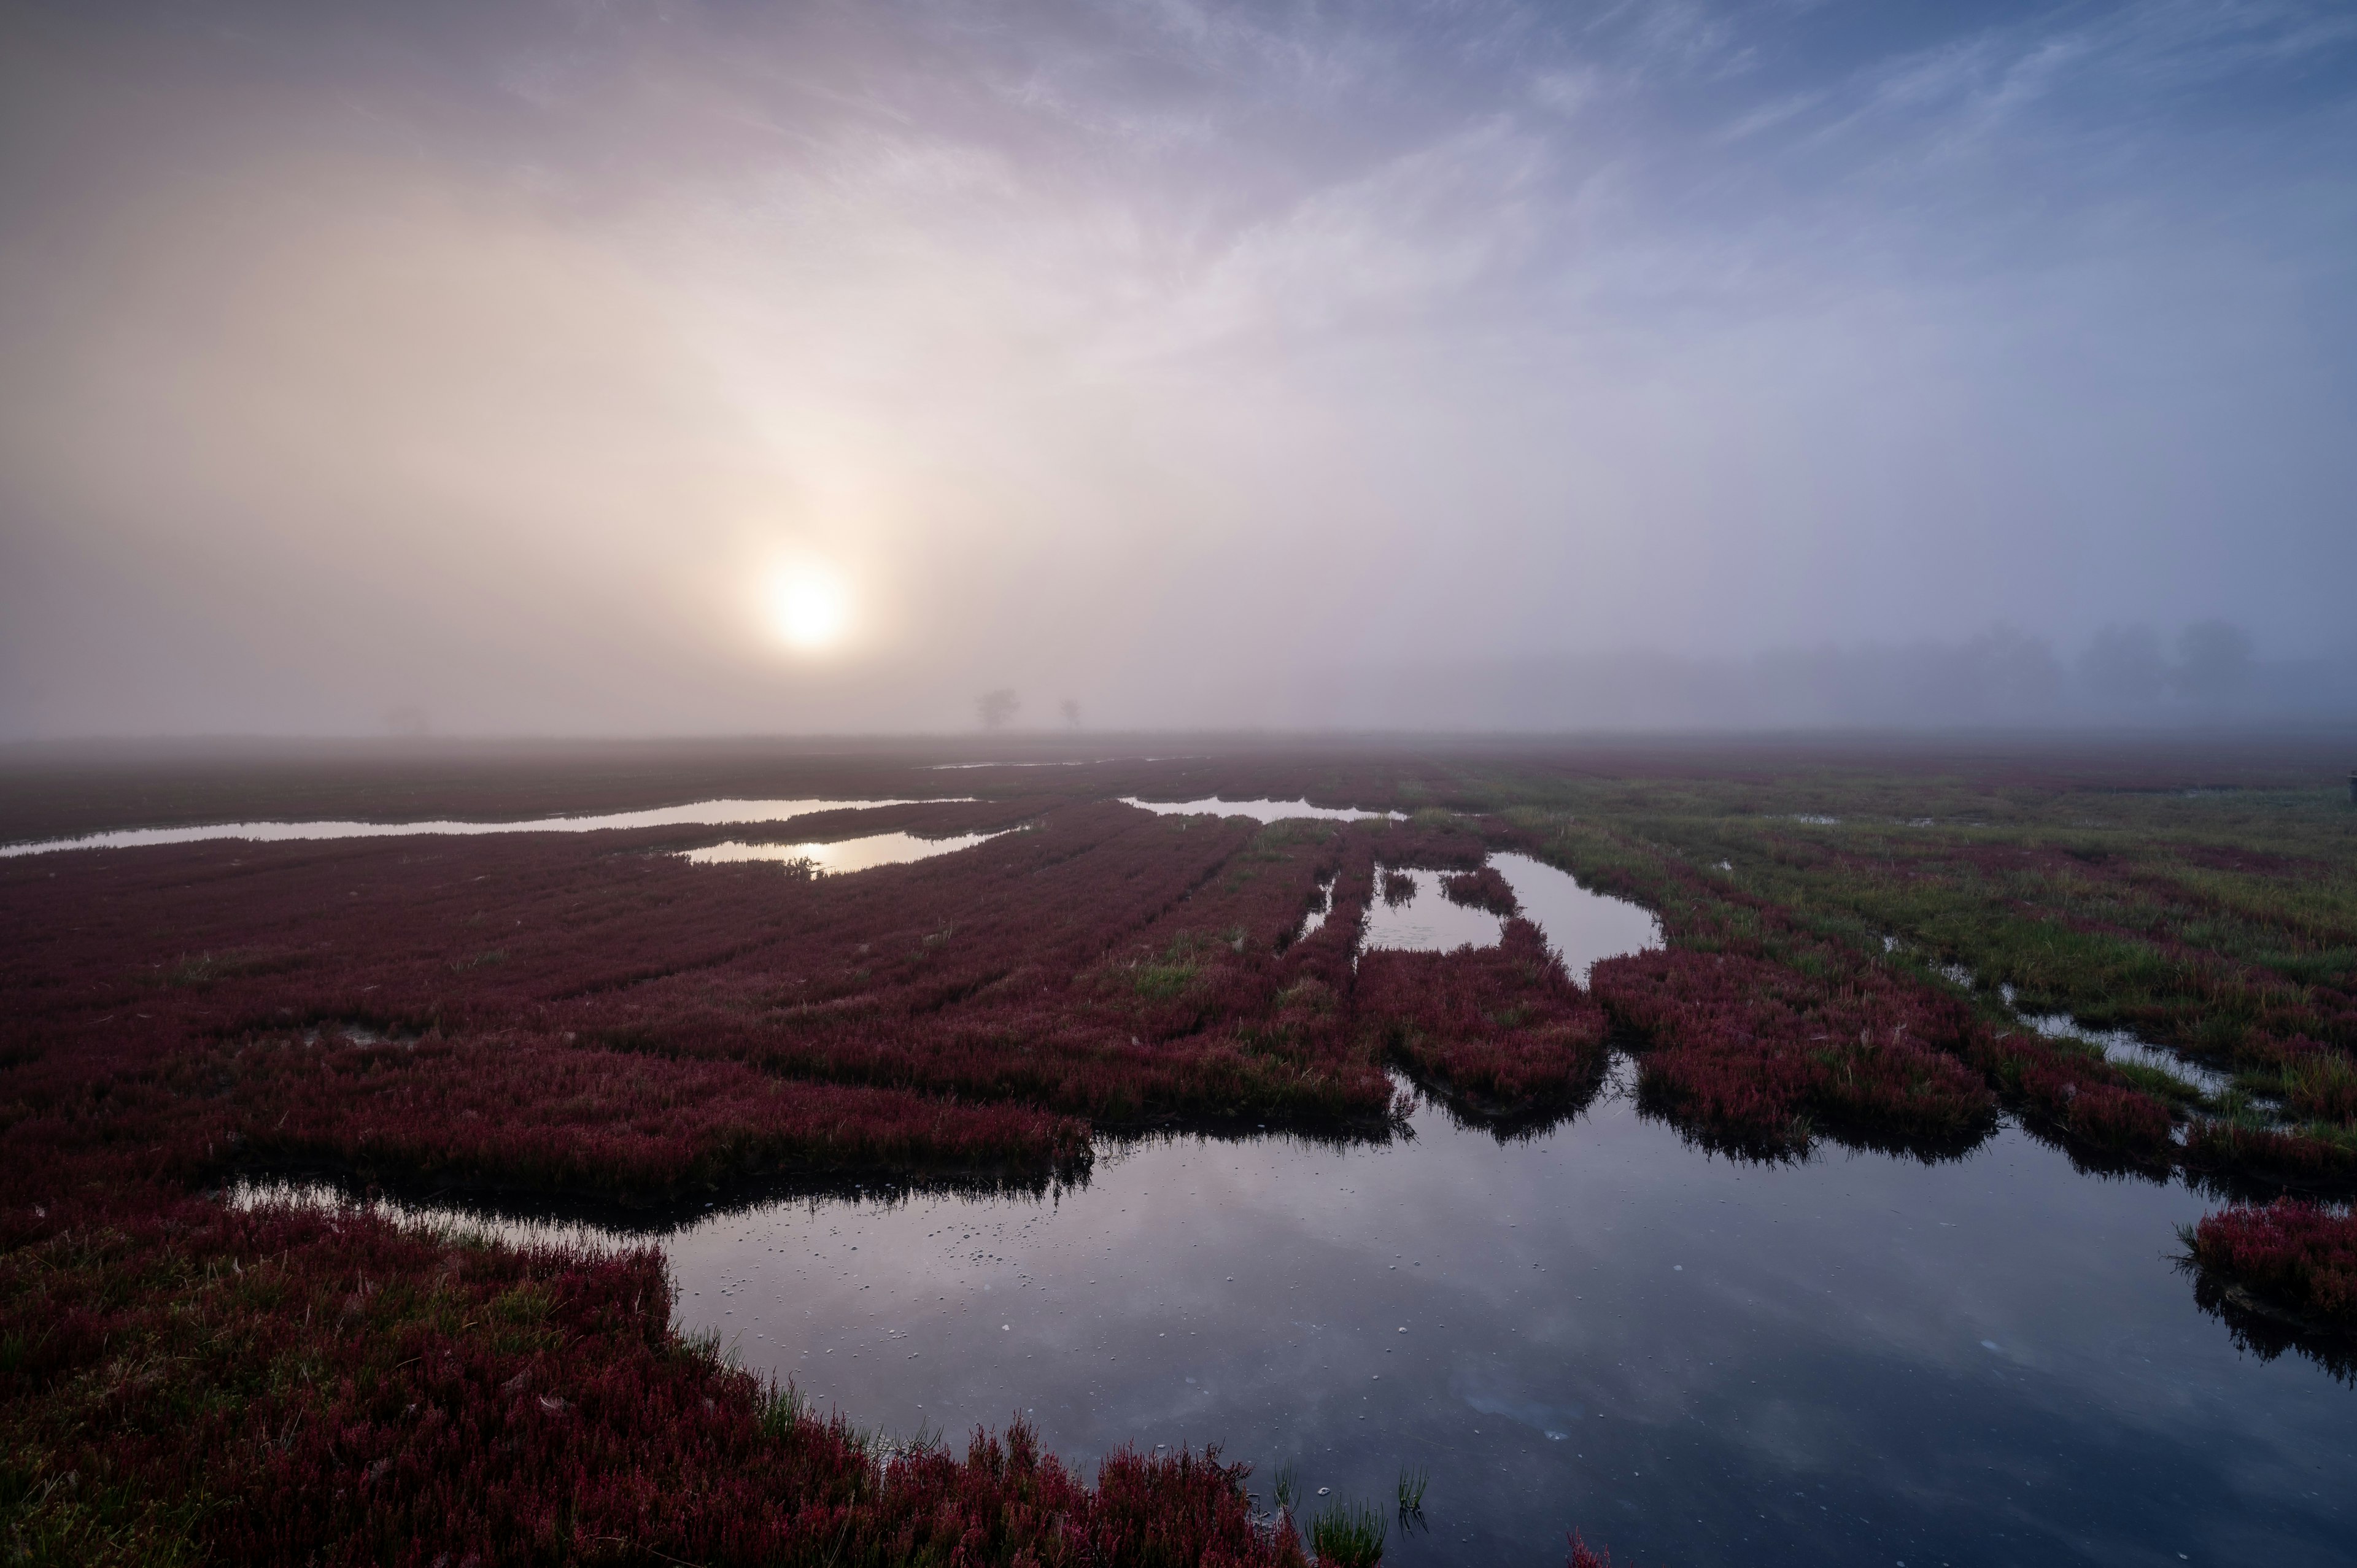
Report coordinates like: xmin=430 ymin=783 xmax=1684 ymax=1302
xmin=680 ymin=828 xmax=1012 ymax=875
xmin=274 ymin=1080 xmax=2354 ymax=1567
xmin=1362 ymin=853 xmax=1662 ymax=984
xmin=1121 ymin=797 xmax=1402 ymax=825
xmin=658 ymin=1087 xmax=2348 ymax=1567
xmin=0 ymin=797 xmax=957 ymax=857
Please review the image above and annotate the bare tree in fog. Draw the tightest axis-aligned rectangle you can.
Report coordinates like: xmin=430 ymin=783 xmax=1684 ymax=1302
xmin=976 ymin=689 xmax=1021 ymax=730
xmin=1060 ymin=698 xmax=1080 ymax=728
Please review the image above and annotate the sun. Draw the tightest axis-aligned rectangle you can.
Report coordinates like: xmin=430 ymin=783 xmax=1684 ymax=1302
xmin=765 ymin=563 xmax=851 ymax=652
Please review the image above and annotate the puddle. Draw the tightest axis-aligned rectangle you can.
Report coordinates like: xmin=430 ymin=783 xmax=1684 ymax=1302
xmin=0 ymin=798 xmax=961 ymax=857
xmin=1490 ymin=852 xmax=1662 ymax=985
xmin=681 ymin=830 xmax=1012 ymax=875
xmin=1120 ymin=797 xmax=1401 ymax=825
xmin=1999 ymin=987 xmax=2237 ymax=1099
xmin=241 ymin=1094 xmax=2357 ymax=1567
xmin=1906 ymin=956 xmax=2232 ymax=1101
xmin=1297 ymin=873 xmax=1340 ymax=942
xmin=1361 ymin=867 xmax=1507 ymax=954
xmin=1360 ymin=854 xmax=1660 ymax=983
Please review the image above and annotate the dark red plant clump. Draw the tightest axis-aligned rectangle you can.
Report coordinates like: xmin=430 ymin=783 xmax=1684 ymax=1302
xmin=2186 ymin=1199 xmax=2357 ymax=1327
xmin=0 ymin=1186 xmax=1306 ymax=1567
xmin=2183 ymin=1120 xmax=2357 ymax=1186
xmin=1438 ymin=865 xmax=1519 ymax=917
xmin=1962 ymin=1031 xmax=2177 ymax=1164
xmin=1357 ymin=919 xmax=1608 ymax=1121
xmin=201 ymin=1033 xmax=1093 ymax=1199
xmin=0 ymin=800 xmax=1420 ymax=1202
xmin=1591 ymin=948 xmax=1997 ymax=1159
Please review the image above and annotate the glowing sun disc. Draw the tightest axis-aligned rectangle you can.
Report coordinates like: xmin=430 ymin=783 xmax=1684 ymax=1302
xmin=767 ymin=566 xmax=850 ymax=651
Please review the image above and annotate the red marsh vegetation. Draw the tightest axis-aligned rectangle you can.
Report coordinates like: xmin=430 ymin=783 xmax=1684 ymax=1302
xmin=0 ymin=800 xmax=1558 ymax=1209
xmin=1357 ymin=917 xmax=1609 ymax=1127
xmin=0 ymin=1183 xmax=1307 ymax=1567
xmin=2186 ymin=1199 xmax=2357 ymax=1327
xmin=2182 ymin=1199 xmax=2357 ymax=1381
xmin=1438 ymin=865 xmax=1518 ymax=916
xmin=1590 ymin=949 xmax=1997 ymax=1159
xmin=0 ymin=785 xmax=1627 ymax=1566
xmin=6 ymin=736 xmax=2350 ymax=1559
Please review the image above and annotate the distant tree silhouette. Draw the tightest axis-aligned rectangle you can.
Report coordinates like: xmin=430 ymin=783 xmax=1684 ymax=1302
xmin=2172 ymin=620 xmax=2254 ymax=704
xmin=977 ymin=688 xmax=1021 ymax=730
xmin=1061 ymin=698 xmax=1081 ymax=727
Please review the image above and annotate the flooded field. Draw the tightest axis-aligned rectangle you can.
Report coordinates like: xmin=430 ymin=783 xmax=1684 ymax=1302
xmin=0 ymin=797 xmax=951 ymax=855
xmin=681 ymin=828 xmax=1014 ymax=874
xmin=1366 ymin=852 xmax=1662 ymax=982
xmin=10 ymin=745 xmax=2355 ymax=1568
xmin=281 ymin=1080 xmax=2354 ymax=1568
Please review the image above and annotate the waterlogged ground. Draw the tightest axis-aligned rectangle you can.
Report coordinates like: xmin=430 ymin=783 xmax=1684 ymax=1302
xmin=1366 ymin=852 xmax=1662 ymax=983
xmin=352 ymin=1081 xmax=2354 ymax=1568
xmin=680 ymin=828 xmax=1013 ymax=873
xmin=16 ymin=760 xmax=2356 ymax=1566
xmin=0 ymin=796 xmax=950 ymax=855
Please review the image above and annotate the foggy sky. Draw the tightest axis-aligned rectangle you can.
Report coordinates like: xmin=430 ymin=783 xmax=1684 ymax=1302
xmin=2 ymin=0 xmax=2353 ymax=736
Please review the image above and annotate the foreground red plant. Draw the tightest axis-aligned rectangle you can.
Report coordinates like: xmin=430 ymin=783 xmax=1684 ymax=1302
xmin=0 ymin=1184 xmax=1307 ymax=1567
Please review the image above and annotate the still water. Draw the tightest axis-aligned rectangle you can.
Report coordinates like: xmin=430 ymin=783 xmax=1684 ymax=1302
xmin=1364 ymin=852 xmax=1662 ymax=985
xmin=680 ymin=828 xmax=1012 ymax=874
xmin=1122 ymin=796 xmax=1403 ymax=825
xmin=660 ymin=1091 xmax=2349 ymax=1568
xmin=0 ymin=798 xmax=955 ymax=856
xmin=263 ymin=1083 xmax=2357 ymax=1567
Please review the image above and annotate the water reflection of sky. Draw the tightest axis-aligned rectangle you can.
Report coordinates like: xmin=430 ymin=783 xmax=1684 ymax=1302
xmin=0 ymin=798 xmax=953 ymax=855
xmin=282 ymin=1084 xmax=2355 ymax=1567
xmin=1120 ymin=796 xmax=1400 ymax=824
xmin=679 ymin=828 xmax=1008 ymax=873
xmin=1363 ymin=853 xmax=1661 ymax=985
xmin=653 ymin=1092 xmax=2348 ymax=1567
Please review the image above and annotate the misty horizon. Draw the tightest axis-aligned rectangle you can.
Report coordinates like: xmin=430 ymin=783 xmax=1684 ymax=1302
xmin=4 ymin=1 xmax=2353 ymax=738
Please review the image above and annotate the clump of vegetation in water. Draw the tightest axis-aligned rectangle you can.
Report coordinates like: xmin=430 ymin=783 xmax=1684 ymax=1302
xmin=1439 ymin=865 xmax=1517 ymax=916
xmin=1395 ymin=1464 xmax=1428 ymax=1525
xmin=1568 ymin=1531 xmax=1618 ymax=1567
xmin=2185 ymin=1199 xmax=2357 ymax=1327
xmin=1358 ymin=920 xmax=1608 ymax=1124
xmin=1592 ymin=948 xmax=1999 ymax=1159
xmin=1309 ymin=1496 xmax=1385 ymax=1567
